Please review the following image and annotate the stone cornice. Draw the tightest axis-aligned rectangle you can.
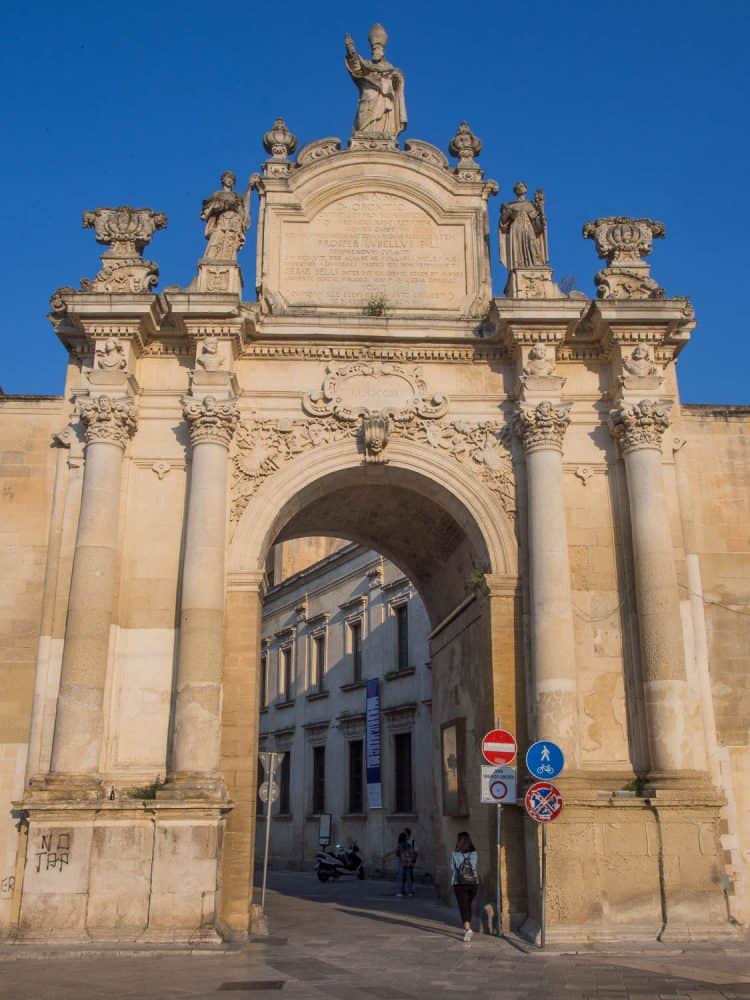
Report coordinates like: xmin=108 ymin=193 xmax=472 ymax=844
xmin=609 ymin=399 xmax=672 ymax=454
xmin=513 ymin=400 xmax=572 ymax=454
xmin=182 ymin=395 xmax=239 ymax=449
xmin=49 ymin=292 xmax=166 ymax=355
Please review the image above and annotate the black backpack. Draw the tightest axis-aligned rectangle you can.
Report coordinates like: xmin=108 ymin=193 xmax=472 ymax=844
xmin=456 ymin=852 xmax=478 ymax=885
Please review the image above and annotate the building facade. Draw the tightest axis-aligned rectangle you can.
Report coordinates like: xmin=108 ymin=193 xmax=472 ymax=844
xmin=256 ymin=542 xmax=433 ymax=878
xmin=0 ymin=26 xmax=748 ymax=944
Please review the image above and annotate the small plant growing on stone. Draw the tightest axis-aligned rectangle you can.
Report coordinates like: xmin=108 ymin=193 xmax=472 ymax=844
xmin=623 ymin=776 xmax=647 ymax=797
xmin=364 ymin=295 xmax=388 ymax=317
xmin=465 ymin=563 xmax=490 ymax=595
xmin=129 ymin=775 xmax=167 ymax=800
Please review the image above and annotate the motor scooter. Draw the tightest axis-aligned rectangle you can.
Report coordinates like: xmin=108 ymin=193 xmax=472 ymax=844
xmin=315 ymin=841 xmax=365 ymax=882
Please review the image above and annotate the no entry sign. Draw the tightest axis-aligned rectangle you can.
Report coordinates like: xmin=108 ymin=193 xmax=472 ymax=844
xmin=524 ymin=781 xmax=563 ymax=823
xmin=481 ymin=729 xmax=517 ymax=766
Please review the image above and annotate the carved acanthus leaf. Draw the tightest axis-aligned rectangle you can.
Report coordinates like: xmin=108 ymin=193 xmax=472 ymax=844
xmin=609 ymin=399 xmax=671 ymax=453
xmin=77 ymin=394 xmax=138 ymax=448
xmin=513 ymin=401 xmax=571 ymax=453
xmin=182 ymin=395 xmax=239 ymax=449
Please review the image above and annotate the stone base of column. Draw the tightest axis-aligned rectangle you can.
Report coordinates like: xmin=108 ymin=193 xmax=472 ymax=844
xmin=643 ymin=770 xmax=722 ymax=798
xmin=158 ymin=772 xmax=229 ymax=802
xmin=25 ymin=773 xmax=104 ymax=802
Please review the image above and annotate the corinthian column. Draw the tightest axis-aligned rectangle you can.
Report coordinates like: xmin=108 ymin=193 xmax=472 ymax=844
xmin=168 ymin=395 xmax=239 ymax=795
xmin=514 ymin=401 xmax=580 ymax=766
xmin=49 ymin=394 xmax=137 ymax=782
xmin=609 ymin=400 xmax=703 ymax=782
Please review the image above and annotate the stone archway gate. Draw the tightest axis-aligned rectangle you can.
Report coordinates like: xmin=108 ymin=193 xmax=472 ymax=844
xmin=9 ymin=109 xmax=728 ymax=944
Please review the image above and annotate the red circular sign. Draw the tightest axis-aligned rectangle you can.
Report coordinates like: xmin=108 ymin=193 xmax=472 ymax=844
xmin=481 ymin=729 xmax=517 ymax=766
xmin=524 ymin=781 xmax=564 ymax=823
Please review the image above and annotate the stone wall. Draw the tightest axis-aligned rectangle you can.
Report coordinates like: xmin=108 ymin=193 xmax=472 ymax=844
xmin=0 ymin=395 xmax=63 ymax=930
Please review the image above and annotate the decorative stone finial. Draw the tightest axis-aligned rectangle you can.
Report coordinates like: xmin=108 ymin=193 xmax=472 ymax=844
xmin=77 ymin=394 xmax=138 ymax=448
xmin=513 ymin=400 xmax=571 ymax=453
xmin=448 ymin=122 xmax=483 ymax=181
xmin=609 ymin=399 xmax=671 ymax=453
xmin=345 ymin=26 xmax=407 ymax=146
xmin=182 ymin=395 xmax=239 ymax=449
xmin=583 ymin=216 xmax=665 ymax=300
xmin=80 ymin=207 xmax=167 ymax=294
xmin=263 ymin=118 xmax=298 ymax=160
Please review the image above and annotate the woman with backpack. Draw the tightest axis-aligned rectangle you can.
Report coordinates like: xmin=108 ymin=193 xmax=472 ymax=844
xmin=450 ymin=831 xmax=478 ymax=942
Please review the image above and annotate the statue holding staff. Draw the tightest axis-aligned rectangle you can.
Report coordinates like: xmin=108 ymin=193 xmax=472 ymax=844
xmin=499 ymin=182 xmax=549 ymax=271
xmin=200 ymin=171 xmax=252 ymax=261
xmin=345 ymin=24 xmax=407 ymax=137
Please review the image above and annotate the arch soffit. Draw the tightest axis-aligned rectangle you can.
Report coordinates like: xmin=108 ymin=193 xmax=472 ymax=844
xmin=228 ymin=437 xmax=517 ymax=580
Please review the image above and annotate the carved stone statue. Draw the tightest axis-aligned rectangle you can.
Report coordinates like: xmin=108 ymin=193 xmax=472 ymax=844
xmin=95 ymin=338 xmax=127 ymax=371
xmin=523 ymin=344 xmax=555 ymax=378
xmin=499 ymin=182 xmax=548 ymax=271
xmin=622 ymin=346 xmax=657 ymax=379
xmin=200 ymin=172 xmax=251 ymax=262
xmin=345 ymin=24 xmax=407 ymax=138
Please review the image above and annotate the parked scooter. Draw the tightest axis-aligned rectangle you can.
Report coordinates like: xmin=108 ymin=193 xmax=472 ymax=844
xmin=315 ymin=842 xmax=365 ymax=882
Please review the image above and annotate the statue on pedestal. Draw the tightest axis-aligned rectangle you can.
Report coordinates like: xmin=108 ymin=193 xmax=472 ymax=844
xmin=200 ymin=172 xmax=251 ymax=262
xmin=345 ymin=24 xmax=407 ymax=139
xmin=499 ymin=182 xmax=548 ymax=271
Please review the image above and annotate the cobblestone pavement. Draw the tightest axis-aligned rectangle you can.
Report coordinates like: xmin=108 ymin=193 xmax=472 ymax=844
xmin=1 ymin=870 xmax=748 ymax=999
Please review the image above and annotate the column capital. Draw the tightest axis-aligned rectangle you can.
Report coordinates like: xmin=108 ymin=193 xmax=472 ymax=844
xmin=77 ymin=394 xmax=138 ymax=448
xmin=609 ymin=399 xmax=671 ymax=454
xmin=182 ymin=394 xmax=239 ymax=448
xmin=513 ymin=400 xmax=571 ymax=454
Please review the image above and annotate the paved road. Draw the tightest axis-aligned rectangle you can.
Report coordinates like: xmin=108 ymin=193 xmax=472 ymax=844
xmin=1 ymin=870 xmax=748 ymax=999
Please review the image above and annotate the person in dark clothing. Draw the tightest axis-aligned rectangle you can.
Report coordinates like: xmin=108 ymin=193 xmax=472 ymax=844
xmin=449 ymin=831 xmax=478 ymax=941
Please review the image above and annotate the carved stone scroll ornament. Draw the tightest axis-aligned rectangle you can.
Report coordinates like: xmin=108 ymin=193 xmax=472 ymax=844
xmin=403 ymin=139 xmax=449 ymax=170
xmin=295 ymin=138 xmax=343 ymax=168
xmin=302 ymin=363 xmax=447 ymax=424
xmin=77 ymin=394 xmax=138 ymax=448
xmin=608 ymin=399 xmax=671 ymax=454
xmin=80 ymin=207 xmax=167 ymax=294
xmin=582 ymin=216 xmax=665 ymax=300
xmin=182 ymin=395 xmax=239 ymax=449
xmin=513 ymin=400 xmax=572 ymax=453
xmin=230 ymin=412 xmax=516 ymax=524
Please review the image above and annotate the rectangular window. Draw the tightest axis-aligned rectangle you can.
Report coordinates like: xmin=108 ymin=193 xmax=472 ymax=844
xmin=394 ymin=732 xmax=413 ymax=813
xmin=312 ymin=745 xmax=326 ymax=814
xmin=396 ymin=604 xmax=409 ymax=671
xmin=348 ymin=739 xmax=364 ymax=814
xmin=312 ymin=634 xmax=326 ymax=691
xmin=282 ymin=647 xmax=293 ymax=700
xmin=259 ymin=654 xmax=267 ymax=710
xmin=350 ymin=620 xmax=362 ymax=683
xmin=278 ymin=752 xmax=290 ymax=815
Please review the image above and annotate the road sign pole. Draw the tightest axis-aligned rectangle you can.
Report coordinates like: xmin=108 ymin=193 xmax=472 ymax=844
xmin=260 ymin=751 xmax=278 ymax=911
xmin=496 ymin=803 xmax=503 ymax=936
xmin=540 ymin=823 xmax=547 ymax=950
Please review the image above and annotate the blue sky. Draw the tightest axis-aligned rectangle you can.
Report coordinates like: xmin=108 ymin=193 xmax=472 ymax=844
xmin=2 ymin=0 xmax=748 ymax=402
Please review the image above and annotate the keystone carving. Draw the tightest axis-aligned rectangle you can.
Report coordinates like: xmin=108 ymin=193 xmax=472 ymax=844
xmin=361 ymin=413 xmax=390 ymax=463
xmin=77 ymin=394 xmax=138 ymax=448
xmin=513 ymin=400 xmax=571 ymax=453
xmin=583 ymin=216 xmax=665 ymax=300
xmin=609 ymin=399 xmax=671 ymax=453
xmin=80 ymin=206 xmax=167 ymax=294
xmin=182 ymin=395 xmax=239 ymax=449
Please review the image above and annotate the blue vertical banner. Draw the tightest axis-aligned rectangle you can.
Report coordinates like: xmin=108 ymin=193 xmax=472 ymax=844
xmin=365 ymin=677 xmax=382 ymax=809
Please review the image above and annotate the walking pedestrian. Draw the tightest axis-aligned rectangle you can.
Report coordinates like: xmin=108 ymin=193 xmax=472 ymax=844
xmin=398 ymin=832 xmax=417 ymax=897
xmin=385 ymin=828 xmax=411 ymax=895
xmin=450 ymin=831 xmax=478 ymax=941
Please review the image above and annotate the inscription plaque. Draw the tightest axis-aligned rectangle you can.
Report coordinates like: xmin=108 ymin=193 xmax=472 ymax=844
xmin=279 ymin=192 xmax=467 ymax=311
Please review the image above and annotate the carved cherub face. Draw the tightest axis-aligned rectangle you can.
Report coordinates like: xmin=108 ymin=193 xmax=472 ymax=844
xmin=631 ymin=345 xmax=648 ymax=360
xmin=104 ymin=338 xmax=117 ymax=352
xmin=529 ymin=344 xmax=545 ymax=360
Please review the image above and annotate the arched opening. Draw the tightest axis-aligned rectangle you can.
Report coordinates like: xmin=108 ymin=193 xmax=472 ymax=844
xmin=220 ymin=443 xmax=523 ymax=935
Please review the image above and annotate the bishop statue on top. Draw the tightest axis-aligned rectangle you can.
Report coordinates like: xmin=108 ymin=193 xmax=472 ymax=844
xmin=345 ymin=24 xmax=407 ymax=138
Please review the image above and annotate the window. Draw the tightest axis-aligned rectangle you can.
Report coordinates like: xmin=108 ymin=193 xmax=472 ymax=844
xmin=312 ymin=745 xmax=326 ymax=814
xmin=394 ymin=732 xmax=413 ymax=813
xmin=281 ymin=647 xmax=293 ymax=700
xmin=396 ymin=604 xmax=409 ymax=671
xmin=312 ymin=634 xmax=325 ymax=691
xmin=278 ymin=752 xmax=290 ymax=815
xmin=259 ymin=654 xmax=267 ymax=710
xmin=350 ymin=620 xmax=362 ymax=683
xmin=348 ymin=739 xmax=364 ymax=814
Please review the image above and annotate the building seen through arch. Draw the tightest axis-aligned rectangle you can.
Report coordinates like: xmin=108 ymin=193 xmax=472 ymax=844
xmin=0 ymin=24 xmax=748 ymax=945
